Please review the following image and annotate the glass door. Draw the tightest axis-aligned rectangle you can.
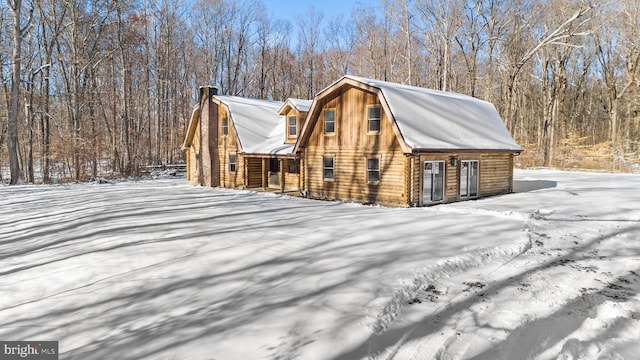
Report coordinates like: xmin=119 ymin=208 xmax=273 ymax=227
xmin=423 ymin=161 xmax=445 ymax=205
xmin=460 ymin=160 xmax=478 ymax=199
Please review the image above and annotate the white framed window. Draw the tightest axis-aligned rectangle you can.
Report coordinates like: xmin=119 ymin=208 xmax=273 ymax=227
xmin=367 ymin=157 xmax=380 ymax=184
xmin=288 ymin=116 xmax=297 ymax=137
xmin=229 ymin=154 xmax=236 ymax=173
xmin=323 ymin=156 xmax=334 ymax=180
xmin=368 ymin=106 xmax=381 ymax=133
xmin=222 ymin=117 xmax=229 ymax=136
xmin=324 ymin=109 xmax=335 ymax=134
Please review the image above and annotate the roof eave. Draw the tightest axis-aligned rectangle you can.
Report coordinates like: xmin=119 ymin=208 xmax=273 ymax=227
xmin=410 ymin=147 xmax=523 ymax=154
xmin=180 ymin=105 xmax=201 ymax=151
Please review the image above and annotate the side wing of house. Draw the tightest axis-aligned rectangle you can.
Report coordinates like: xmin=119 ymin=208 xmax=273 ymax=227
xmin=297 ymin=83 xmax=410 ymax=206
xmin=406 ymin=152 xmax=516 ymax=206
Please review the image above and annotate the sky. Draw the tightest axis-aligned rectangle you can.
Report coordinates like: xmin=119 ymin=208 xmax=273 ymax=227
xmin=262 ymin=0 xmax=364 ymax=23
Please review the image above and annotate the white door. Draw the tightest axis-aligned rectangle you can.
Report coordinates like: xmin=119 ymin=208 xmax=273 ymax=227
xmin=423 ymin=161 xmax=445 ymax=205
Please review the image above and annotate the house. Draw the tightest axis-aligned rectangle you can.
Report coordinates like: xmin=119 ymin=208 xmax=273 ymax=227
xmin=182 ymin=76 xmax=522 ymax=207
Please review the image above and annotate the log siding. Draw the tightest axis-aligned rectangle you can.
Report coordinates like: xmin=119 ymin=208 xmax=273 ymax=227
xmin=183 ymin=77 xmax=520 ymax=207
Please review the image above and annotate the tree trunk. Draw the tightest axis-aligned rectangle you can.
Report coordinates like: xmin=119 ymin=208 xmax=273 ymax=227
xmin=7 ymin=0 xmax=29 ymax=184
xmin=26 ymin=77 xmax=34 ymax=183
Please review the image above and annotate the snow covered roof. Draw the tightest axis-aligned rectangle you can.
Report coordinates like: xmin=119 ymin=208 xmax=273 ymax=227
xmin=314 ymin=75 xmax=522 ymax=152
xmin=293 ymin=98 xmax=312 ymax=112
xmin=214 ymin=95 xmax=293 ymax=155
xmin=278 ymin=98 xmax=313 ymax=117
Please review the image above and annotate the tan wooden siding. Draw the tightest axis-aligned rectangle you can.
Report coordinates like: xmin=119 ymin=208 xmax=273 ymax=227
xmin=283 ymin=159 xmax=300 ymax=191
xmin=187 ymin=124 xmax=201 ymax=185
xmin=302 ymin=86 xmax=409 ymax=206
xmin=307 ymin=86 xmax=400 ymax=151
xmin=216 ymin=105 xmax=244 ymax=189
xmin=479 ymin=153 xmax=514 ymax=196
xmin=245 ymin=157 xmax=263 ymax=188
xmin=305 ymin=149 xmax=408 ymax=206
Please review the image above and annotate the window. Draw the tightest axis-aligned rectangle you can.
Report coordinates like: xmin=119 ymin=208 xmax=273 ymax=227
xmin=222 ymin=117 xmax=229 ymax=136
xmin=288 ymin=116 xmax=297 ymax=137
xmin=367 ymin=158 xmax=380 ymax=183
xmin=323 ymin=156 xmax=334 ymax=180
xmin=324 ymin=109 xmax=335 ymax=134
xmin=368 ymin=106 xmax=381 ymax=133
xmin=287 ymin=159 xmax=299 ymax=174
xmin=228 ymin=154 xmax=236 ymax=173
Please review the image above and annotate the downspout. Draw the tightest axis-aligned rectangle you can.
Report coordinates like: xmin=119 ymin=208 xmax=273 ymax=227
xmin=279 ymin=158 xmax=285 ymax=193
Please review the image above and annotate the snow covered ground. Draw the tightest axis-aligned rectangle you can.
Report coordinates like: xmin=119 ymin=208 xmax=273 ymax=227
xmin=0 ymin=169 xmax=638 ymax=359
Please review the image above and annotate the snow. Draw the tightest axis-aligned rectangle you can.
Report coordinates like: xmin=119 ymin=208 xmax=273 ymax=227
xmin=344 ymin=75 xmax=522 ymax=151
xmin=1 ymin=169 xmax=639 ymax=359
xmin=215 ymin=95 xmax=292 ymax=155
xmin=280 ymin=98 xmax=313 ymax=113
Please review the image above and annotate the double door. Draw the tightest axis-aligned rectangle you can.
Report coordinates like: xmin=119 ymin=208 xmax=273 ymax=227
xmin=422 ymin=159 xmax=479 ymax=205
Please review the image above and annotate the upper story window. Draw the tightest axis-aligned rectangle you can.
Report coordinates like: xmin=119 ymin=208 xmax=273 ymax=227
xmin=288 ymin=116 xmax=297 ymax=137
xmin=222 ymin=117 xmax=229 ymax=136
xmin=324 ymin=109 xmax=335 ymax=134
xmin=368 ymin=106 xmax=381 ymax=133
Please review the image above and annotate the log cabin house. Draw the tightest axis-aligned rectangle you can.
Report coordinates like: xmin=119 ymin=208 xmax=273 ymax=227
xmin=182 ymin=76 xmax=522 ymax=207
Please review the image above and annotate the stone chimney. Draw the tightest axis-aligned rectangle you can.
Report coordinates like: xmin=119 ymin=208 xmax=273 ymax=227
xmin=199 ymin=86 xmax=220 ymax=187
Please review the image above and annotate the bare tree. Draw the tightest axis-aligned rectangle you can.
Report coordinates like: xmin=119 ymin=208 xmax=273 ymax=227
xmin=416 ymin=0 xmax=462 ymax=91
xmin=297 ymin=7 xmax=324 ymax=99
xmin=501 ymin=1 xmax=592 ymax=137
xmin=6 ymin=0 xmax=33 ymax=184
xmin=596 ymin=0 xmax=640 ymax=168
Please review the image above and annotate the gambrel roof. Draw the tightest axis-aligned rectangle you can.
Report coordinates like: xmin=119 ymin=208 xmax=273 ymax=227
xmin=214 ymin=96 xmax=294 ymax=155
xmin=295 ymin=75 xmax=522 ymax=154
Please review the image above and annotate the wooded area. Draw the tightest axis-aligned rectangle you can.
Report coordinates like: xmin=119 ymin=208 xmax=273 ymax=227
xmin=1 ymin=0 xmax=639 ymax=184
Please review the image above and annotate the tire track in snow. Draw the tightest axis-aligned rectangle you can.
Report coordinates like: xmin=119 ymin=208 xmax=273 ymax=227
xmin=379 ymin=209 xmax=640 ymax=360
xmin=366 ymin=208 xmax=535 ymax=336
xmin=361 ymin=211 xmax=546 ymax=360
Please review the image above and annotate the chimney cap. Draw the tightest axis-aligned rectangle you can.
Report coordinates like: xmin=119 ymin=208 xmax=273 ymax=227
xmin=199 ymin=86 xmax=219 ymax=98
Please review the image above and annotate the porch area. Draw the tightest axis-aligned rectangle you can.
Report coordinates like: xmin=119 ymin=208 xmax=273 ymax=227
xmin=244 ymin=156 xmax=301 ymax=193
